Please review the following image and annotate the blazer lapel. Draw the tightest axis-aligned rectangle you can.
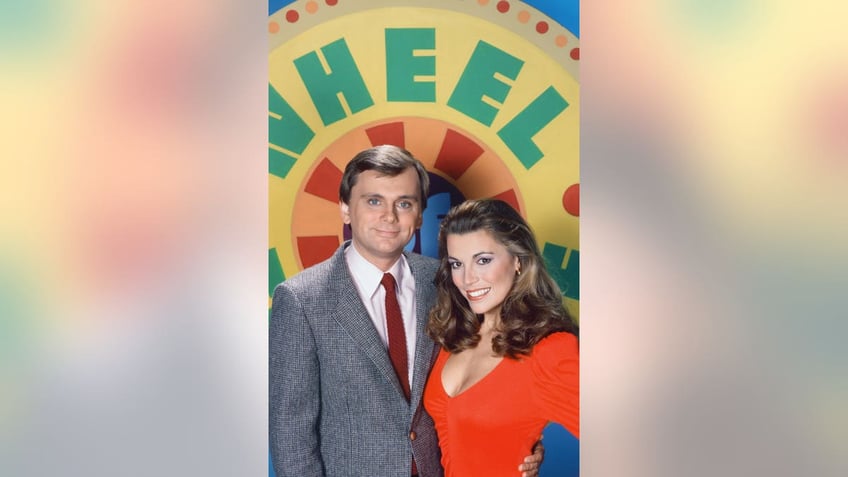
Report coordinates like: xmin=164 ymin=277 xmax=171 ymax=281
xmin=329 ymin=247 xmax=408 ymax=399
xmin=408 ymin=254 xmax=438 ymax=411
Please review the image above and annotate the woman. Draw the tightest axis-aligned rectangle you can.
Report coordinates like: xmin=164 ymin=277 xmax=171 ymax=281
xmin=424 ymin=199 xmax=579 ymax=476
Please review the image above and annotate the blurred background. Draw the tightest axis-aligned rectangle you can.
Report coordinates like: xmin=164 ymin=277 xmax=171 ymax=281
xmin=1 ymin=0 xmax=846 ymax=476
xmin=1 ymin=0 xmax=268 ymax=475
xmin=582 ymin=1 xmax=848 ymax=476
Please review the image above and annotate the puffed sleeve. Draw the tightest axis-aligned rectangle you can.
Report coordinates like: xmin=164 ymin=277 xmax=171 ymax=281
xmin=531 ymin=332 xmax=580 ymax=438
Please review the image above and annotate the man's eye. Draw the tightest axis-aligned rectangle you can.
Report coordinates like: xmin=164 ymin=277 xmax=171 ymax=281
xmin=397 ymin=201 xmax=412 ymax=209
xmin=367 ymin=198 xmax=381 ymax=206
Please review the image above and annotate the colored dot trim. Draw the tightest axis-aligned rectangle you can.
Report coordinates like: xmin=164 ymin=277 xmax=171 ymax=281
xmin=474 ymin=0 xmax=578 ymax=61
xmin=275 ymin=0 xmax=333 ymax=25
xmin=268 ymin=0 xmax=580 ymax=61
xmin=271 ymin=0 xmax=577 ymax=61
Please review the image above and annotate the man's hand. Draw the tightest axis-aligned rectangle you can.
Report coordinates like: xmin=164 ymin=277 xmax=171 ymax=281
xmin=518 ymin=438 xmax=545 ymax=477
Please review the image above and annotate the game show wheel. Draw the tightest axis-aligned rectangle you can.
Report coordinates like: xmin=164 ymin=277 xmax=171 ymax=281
xmin=289 ymin=117 xmax=522 ymax=268
xmin=270 ymin=0 xmax=579 ymax=311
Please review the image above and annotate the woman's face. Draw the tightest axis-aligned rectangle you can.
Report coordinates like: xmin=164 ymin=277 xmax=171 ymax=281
xmin=446 ymin=230 xmax=520 ymax=322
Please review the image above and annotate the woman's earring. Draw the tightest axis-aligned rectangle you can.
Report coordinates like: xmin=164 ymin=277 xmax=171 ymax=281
xmin=516 ymin=269 xmax=521 ymax=276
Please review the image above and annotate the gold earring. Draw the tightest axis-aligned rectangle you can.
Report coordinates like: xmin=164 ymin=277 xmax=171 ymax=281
xmin=516 ymin=269 xmax=521 ymax=276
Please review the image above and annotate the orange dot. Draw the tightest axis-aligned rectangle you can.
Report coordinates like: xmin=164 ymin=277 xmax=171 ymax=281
xmin=306 ymin=1 xmax=318 ymax=13
xmin=555 ymin=35 xmax=568 ymax=47
xmin=477 ymin=0 xmax=490 ymax=5
xmin=517 ymin=11 xmax=530 ymax=23
xmin=268 ymin=21 xmax=280 ymax=34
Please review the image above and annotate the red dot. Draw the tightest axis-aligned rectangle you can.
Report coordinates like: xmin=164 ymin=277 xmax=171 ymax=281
xmin=285 ymin=10 xmax=299 ymax=22
xmin=562 ymin=184 xmax=579 ymax=217
xmin=535 ymin=21 xmax=549 ymax=34
xmin=497 ymin=1 xmax=510 ymax=13
xmin=326 ymin=0 xmax=338 ymax=5
xmin=570 ymin=47 xmax=580 ymax=60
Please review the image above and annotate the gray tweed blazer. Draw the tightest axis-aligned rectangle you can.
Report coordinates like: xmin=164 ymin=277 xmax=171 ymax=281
xmin=270 ymin=242 xmax=443 ymax=477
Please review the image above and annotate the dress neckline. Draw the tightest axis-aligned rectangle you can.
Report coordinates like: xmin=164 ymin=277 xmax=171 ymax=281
xmin=440 ymin=350 xmax=507 ymax=399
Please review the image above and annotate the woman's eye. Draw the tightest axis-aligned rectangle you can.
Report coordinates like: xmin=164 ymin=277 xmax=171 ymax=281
xmin=477 ymin=257 xmax=492 ymax=265
xmin=449 ymin=261 xmax=462 ymax=270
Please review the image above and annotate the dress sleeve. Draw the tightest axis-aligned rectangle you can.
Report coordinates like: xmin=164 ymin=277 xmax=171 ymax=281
xmin=531 ymin=332 xmax=580 ymax=438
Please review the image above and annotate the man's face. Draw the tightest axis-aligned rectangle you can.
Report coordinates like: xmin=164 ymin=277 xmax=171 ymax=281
xmin=340 ymin=168 xmax=423 ymax=270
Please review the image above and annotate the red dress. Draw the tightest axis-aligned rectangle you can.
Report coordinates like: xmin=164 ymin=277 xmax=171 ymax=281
xmin=423 ymin=332 xmax=579 ymax=476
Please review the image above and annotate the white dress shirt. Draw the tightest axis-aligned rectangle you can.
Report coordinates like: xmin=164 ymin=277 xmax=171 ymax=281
xmin=345 ymin=243 xmax=418 ymax=389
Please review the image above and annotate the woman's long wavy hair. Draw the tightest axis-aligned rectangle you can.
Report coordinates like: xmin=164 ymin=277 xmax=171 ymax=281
xmin=427 ymin=199 xmax=578 ymax=358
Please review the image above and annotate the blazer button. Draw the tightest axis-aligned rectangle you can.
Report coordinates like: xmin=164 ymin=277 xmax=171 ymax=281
xmin=409 ymin=431 xmax=417 ymax=441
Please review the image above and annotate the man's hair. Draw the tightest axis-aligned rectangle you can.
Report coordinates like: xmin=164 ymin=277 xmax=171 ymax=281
xmin=339 ymin=145 xmax=430 ymax=209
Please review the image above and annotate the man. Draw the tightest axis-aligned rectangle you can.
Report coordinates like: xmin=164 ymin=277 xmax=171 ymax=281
xmin=270 ymin=145 xmax=542 ymax=476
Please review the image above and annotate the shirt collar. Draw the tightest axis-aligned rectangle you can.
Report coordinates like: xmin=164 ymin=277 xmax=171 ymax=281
xmin=345 ymin=242 xmax=408 ymax=297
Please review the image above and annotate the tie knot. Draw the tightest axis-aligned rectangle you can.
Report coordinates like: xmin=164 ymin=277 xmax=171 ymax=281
xmin=381 ymin=272 xmax=397 ymax=293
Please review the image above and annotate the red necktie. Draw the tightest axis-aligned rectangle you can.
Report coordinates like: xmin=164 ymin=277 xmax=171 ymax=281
xmin=381 ymin=273 xmax=410 ymax=400
xmin=381 ymin=273 xmax=417 ymax=476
